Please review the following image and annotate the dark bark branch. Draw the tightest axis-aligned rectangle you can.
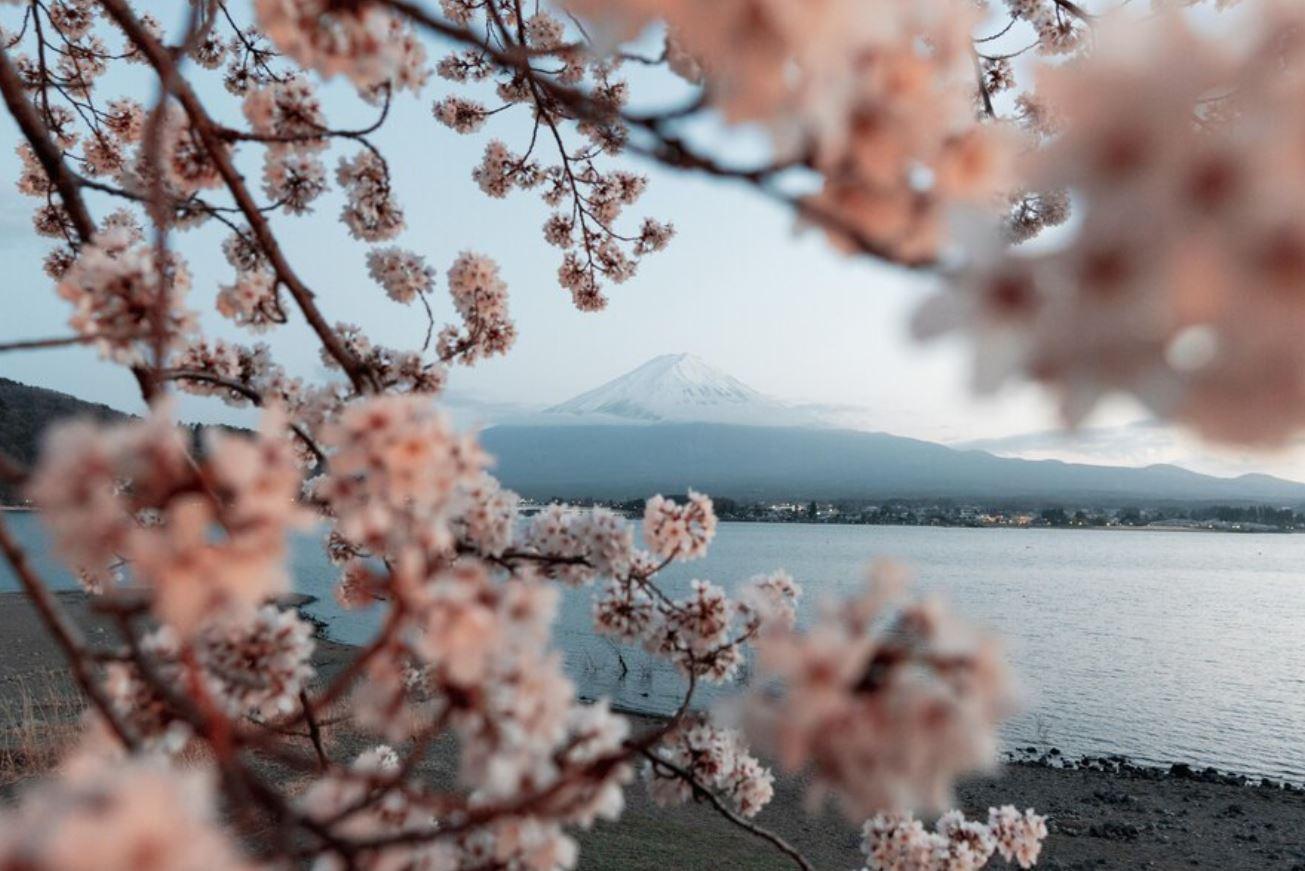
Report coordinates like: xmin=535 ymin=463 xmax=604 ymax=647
xmin=301 ymin=690 xmax=330 ymax=770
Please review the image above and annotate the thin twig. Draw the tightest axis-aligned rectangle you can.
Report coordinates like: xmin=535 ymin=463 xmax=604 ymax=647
xmin=642 ymin=750 xmax=815 ymax=871
xmin=0 ymin=331 xmax=149 ymax=353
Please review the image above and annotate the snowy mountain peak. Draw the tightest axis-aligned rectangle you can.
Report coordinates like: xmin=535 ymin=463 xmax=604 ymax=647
xmin=546 ymin=353 xmax=773 ymax=422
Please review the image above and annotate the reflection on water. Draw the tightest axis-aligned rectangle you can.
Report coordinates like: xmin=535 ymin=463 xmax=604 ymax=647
xmin=5 ymin=513 xmax=1304 ymax=781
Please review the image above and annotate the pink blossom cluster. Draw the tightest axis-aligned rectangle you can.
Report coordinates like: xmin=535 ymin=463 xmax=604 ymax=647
xmin=28 ymin=407 xmax=305 ymax=633
xmin=524 ymin=504 xmax=635 ymax=585
xmin=919 ymin=8 xmax=1305 ymax=445
xmin=55 ymin=227 xmax=194 ymax=364
xmin=594 ymin=558 xmax=801 ymax=686
xmin=216 ymin=269 xmax=283 ymax=333
xmin=863 ymin=806 xmax=1047 ymax=870
xmin=747 ymin=564 xmax=1014 ymax=818
xmin=106 ymin=605 xmax=315 ymax=746
xmin=255 ymin=0 xmax=428 ymax=95
xmin=313 ymin=395 xmax=486 ymax=560
xmin=449 ymin=474 xmax=521 ymax=558
xmin=337 ymin=150 xmax=405 ymax=242
xmin=563 ymin=0 xmax=1017 ymax=262
xmin=333 ymin=559 xmax=633 ymax=865
xmin=438 ymin=251 xmax=517 ymax=364
xmin=366 ymin=246 xmax=435 ymax=305
xmin=324 ymin=322 xmax=449 ymax=397
xmin=299 ymin=745 xmax=447 ymax=870
xmin=646 ymin=715 xmax=776 ymax=818
xmin=0 ymin=756 xmax=250 ymax=870
xmin=642 ymin=491 xmax=717 ymax=560
xmin=244 ymin=76 xmax=330 ymax=214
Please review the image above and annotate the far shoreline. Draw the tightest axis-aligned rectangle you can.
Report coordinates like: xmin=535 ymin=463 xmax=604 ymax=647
xmin=712 ymin=517 xmax=1301 ymax=534
xmin=5 ymin=503 xmax=1300 ymax=532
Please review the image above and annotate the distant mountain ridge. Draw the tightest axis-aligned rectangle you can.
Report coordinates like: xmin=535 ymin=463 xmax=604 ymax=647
xmin=6 ymin=372 xmax=1305 ymax=508
xmin=486 ymin=354 xmax=1305 ymax=503
xmin=481 ymin=423 xmax=1305 ymax=504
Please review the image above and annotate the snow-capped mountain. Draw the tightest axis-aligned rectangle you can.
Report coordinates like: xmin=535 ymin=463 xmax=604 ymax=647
xmin=546 ymin=353 xmax=798 ymax=425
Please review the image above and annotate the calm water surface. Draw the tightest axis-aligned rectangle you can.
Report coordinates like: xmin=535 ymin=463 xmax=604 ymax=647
xmin=4 ymin=513 xmax=1303 ymax=782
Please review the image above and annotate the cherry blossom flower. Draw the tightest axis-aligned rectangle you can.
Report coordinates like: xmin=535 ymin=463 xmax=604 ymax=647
xmin=315 ymin=394 xmax=486 ymax=560
xmin=439 ymin=250 xmax=516 ymax=364
xmin=433 ymin=95 xmax=491 ymax=134
xmin=106 ymin=606 xmax=315 ymax=741
xmin=366 ymin=247 xmax=434 ymax=304
xmin=337 ymin=149 xmax=405 ymax=242
xmin=255 ymin=0 xmax=411 ymax=91
xmin=643 ymin=491 xmax=717 ymax=560
xmin=217 ymin=269 xmax=282 ymax=332
xmin=523 ymin=504 xmax=634 ymax=586
xmin=300 ymin=745 xmax=448 ymax=870
xmin=450 ymin=474 xmax=520 ymax=557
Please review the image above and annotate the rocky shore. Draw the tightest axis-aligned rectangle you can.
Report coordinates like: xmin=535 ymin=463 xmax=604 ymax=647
xmin=0 ymin=590 xmax=1302 ymax=869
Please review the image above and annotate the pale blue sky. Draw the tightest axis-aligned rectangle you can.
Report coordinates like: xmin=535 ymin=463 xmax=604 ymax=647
xmin=1 ymin=1 xmax=1300 ymax=479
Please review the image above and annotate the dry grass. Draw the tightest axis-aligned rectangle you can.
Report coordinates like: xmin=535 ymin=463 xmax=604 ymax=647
xmin=0 ymin=670 xmax=85 ymax=789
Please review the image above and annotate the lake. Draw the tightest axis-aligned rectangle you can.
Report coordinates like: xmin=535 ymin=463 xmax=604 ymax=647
xmin=4 ymin=512 xmax=1304 ymax=783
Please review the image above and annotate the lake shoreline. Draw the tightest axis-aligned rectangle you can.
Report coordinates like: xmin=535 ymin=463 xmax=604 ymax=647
xmin=1 ymin=590 xmax=1303 ymax=869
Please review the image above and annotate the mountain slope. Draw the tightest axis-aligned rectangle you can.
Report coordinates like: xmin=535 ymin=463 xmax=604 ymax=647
xmin=0 ymin=378 xmax=131 ymax=502
xmin=0 ymin=377 xmax=128 ymax=465
xmin=480 ymin=422 xmax=1305 ymax=504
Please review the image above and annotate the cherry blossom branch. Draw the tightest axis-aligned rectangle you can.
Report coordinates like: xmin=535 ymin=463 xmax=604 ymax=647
xmin=320 ymin=705 xmax=694 ymax=855
xmin=98 ymin=0 xmax=376 ymax=394
xmin=383 ymin=0 xmax=936 ymax=268
xmin=0 ymin=44 xmax=94 ymax=241
xmin=303 ymin=600 xmax=405 ymax=719
xmin=153 ymin=367 xmax=327 ymax=465
xmin=1053 ymin=0 xmax=1093 ymax=21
